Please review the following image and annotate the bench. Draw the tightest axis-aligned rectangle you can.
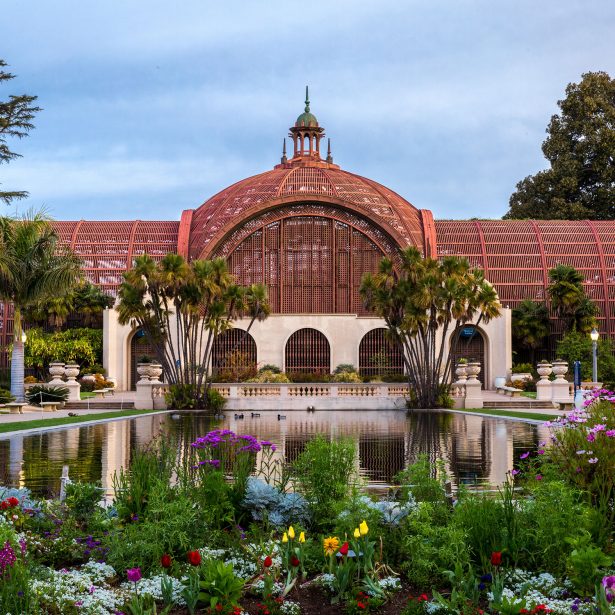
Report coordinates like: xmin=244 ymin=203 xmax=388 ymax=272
xmin=503 ymin=386 xmax=523 ymax=397
xmin=92 ymin=389 xmax=109 ymax=399
xmin=41 ymin=401 xmax=60 ymax=412
xmin=7 ymin=402 xmax=27 ymax=415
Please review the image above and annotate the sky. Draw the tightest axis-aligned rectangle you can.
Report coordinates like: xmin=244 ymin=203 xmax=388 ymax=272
xmin=1 ymin=0 xmax=614 ymax=221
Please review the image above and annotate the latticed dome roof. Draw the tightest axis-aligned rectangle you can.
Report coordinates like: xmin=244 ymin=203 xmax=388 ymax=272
xmin=188 ymin=163 xmax=428 ymax=260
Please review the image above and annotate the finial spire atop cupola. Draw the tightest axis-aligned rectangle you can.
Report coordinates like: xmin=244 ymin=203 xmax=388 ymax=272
xmin=326 ymin=138 xmax=333 ymax=164
xmin=275 ymin=87 xmax=339 ymax=170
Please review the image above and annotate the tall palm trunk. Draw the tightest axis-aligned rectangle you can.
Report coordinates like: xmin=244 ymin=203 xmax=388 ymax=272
xmin=10 ymin=307 xmax=24 ymax=401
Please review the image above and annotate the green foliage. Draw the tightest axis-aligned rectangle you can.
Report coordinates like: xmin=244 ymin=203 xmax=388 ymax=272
xmin=0 ymin=59 xmax=41 ymax=204
xmin=0 ymin=387 xmax=15 ymax=403
xmin=247 ymin=369 xmax=291 ymax=383
xmin=198 ymin=560 xmax=245 ymax=613
xmin=23 ymin=327 xmax=103 ymax=372
xmin=360 ymin=247 xmax=501 ymax=408
xmin=165 ymin=384 xmax=198 ymax=409
xmin=293 ymin=435 xmax=357 ymax=527
xmin=25 ymin=384 xmax=69 ymax=405
xmin=398 ymin=502 xmax=469 ymax=588
xmin=556 ymin=331 xmax=615 ymax=384
xmin=0 ymin=524 xmax=34 ymax=613
xmin=511 ymin=363 xmax=534 ymax=374
xmin=64 ymin=481 xmax=102 ymax=525
xmin=506 ymin=71 xmax=615 ymax=220
xmin=396 ymin=455 xmax=450 ymax=512
xmin=548 ymin=264 xmax=597 ymax=333
xmin=259 ymin=364 xmax=281 ymax=373
xmin=117 ymin=254 xmax=270 ymax=408
xmin=207 ymin=387 xmax=227 ymax=412
xmin=512 ymin=301 xmax=550 ymax=363
xmin=565 ymin=532 xmax=612 ymax=596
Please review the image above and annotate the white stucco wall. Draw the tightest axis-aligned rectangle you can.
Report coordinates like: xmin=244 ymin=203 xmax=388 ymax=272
xmin=103 ymin=307 xmax=512 ymax=392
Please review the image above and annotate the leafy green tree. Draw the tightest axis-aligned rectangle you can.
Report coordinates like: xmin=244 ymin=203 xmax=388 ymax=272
xmin=0 ymin=212 xmax=82 ymax=399
xmin=0 ymin=60 xmax=41 ymax=205
xmin=22 ymin=328 xmax=103 ymax=376
xmin=547 ymin=264 xmax=597 ymax=332
xmin=556 ymin=331 xmax=615 ymax=385
xmin=505 ymin=72 xmax=615 ymax=220
xmin=511 ymin=300 xmax=550 ymax=364
xmin=23 ymin=281 xmax=114 ymax=330
xmin=116 ymin=253 xmax=270 ymax=408
xmin=360 ymin=247 xmax=501 ymax=409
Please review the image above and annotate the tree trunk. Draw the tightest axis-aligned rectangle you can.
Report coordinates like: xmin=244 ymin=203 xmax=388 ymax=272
xmin=11 ymin=308 xmax=25 ymax=401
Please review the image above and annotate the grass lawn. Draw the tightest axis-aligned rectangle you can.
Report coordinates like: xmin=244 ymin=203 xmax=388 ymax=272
xmin=521 ymin=391 xmax=537 ymax=399
xmin=80 ymin=391 xmax=96 ymax=399
xmin=462 ymin=408 xmax=557 ymax=422
xmin=0 ymin=409 xmax=164 ymax=434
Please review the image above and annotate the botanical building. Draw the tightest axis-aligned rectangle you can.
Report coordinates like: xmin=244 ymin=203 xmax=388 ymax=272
xmin=3 ymin=94 xmax=615 ymax=390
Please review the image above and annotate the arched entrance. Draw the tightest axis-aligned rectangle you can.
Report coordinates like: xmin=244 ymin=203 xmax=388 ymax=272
xmin=129 ymin=329 xmax=156 ymax=390
xmin=359 ymin=328 xmax=404 ymax=378
xmin=285 ymin=328 xmax=330 ymax=375
xmin=449 ymin=325 xmax=486 ymax=386
xmin=211 ymin=329 xmax=257 ymax=381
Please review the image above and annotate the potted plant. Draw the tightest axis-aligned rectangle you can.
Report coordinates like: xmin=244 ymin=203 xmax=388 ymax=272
xmin=136 ymin=356 xmax=153 ymax=382
xmin=455 ymin=358 xmax=468 ymax=382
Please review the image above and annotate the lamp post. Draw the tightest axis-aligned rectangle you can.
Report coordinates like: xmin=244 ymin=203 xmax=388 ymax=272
xmin=590 ymin=328 xmax=599 ymax=383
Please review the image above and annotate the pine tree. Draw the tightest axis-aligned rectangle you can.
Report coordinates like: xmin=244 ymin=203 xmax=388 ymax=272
xmin=0 ymin=59 xmax=41 ymax=205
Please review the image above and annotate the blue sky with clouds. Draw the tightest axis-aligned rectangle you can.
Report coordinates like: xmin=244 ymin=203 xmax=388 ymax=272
xmin=2 ymin=0 xmax=614 ymax=221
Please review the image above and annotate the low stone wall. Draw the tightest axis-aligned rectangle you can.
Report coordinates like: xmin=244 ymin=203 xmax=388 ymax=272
xmin=144 ymin=382 xmax=411 ymax=410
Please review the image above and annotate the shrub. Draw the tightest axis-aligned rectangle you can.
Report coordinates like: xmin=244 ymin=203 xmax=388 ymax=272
xmin=64 ymin=482 xmax=102 ymax=525
xmin=80 ymin=363 xmax=106 ymax=376
xmin=23 ymin=375 xmax=38 ymax=384
xmin=165 ymin=383 xmax=197 ymax=409
xmin=511 ymin=363 xmax=534 ymax=374
xmin=287 ymin=372 xmax=331 ymax=383
xmin=207 ymin=387 xmax=227 ymax=412
xmin=246 ymin=370 xmax=291 ymax=383
xmin=259 ymin=364 xmax=281 ymax=374
xmin=293 ymin=435 xmax=357 ymax=527
xmin=334 ymin=363 xmax=356 ymax=374
xmin=0 ymin=387 xmax=15 ymax=403
xmin=332 ymin=370 xmax=362 ymax=383
xmin=25 ymin=385 xmax=69 ymax=405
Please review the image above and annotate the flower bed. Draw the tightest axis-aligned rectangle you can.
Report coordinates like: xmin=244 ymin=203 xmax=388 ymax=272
xmin=1 ymin=416 xmax=615 ymax=614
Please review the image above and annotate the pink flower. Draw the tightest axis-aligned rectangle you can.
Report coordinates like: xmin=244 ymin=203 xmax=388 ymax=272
xmin=520 ymin=452 xmax=530 ymax=460
xmin=511 ymin=469 xmax=520 ymax=476
xmin=587 ymin=432 xmax=595 ymax=442
xmin=126 ymin=567 xmax=142 ymax=583
xmin=588 ymin=458 xmax=598 ymax=464
xmin=606 ymin=430 xmax=615 ymax=438
xmin=535 ymin=474 xmax=543 ymax=481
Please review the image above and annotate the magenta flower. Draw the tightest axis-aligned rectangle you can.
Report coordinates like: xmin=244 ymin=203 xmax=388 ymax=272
xmin=606 ymin=430 xmax=615 ymax=438
xmin=535 ymin=474 xmax=543 ymax=481
xmin=520 ymin=452 xmax=530 ymax=460
xmin=587 ymin=432 xmax=596 ymax=442
xmin=511 ymin=469 xmax=520 ymax=476
xmin=126 ymin=567 xmax=142 ymax=583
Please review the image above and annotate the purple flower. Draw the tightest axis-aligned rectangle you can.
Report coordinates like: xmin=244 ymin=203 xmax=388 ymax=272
xmin=126 ymin=567 xmax=142 ymax=583
xmin=535 ymin=474 xmax=543 ymax=481
xmin=520 ymin=452 xmax=530 ymax=460
xmin=511 ymin=469 xmax=520 ymax=476
xmin=0 ymin=541 xmax=16 ymax=573
xmin=586 ymin=432 xmax=595 ymax=443
xmin=606 ymin=430 xmax=615 ymax=438
xmin=537 ymin=449 xmax=545 ymax=455
xmin=602 ymin=576 xmax=615 ymax=589
xmin=588 ymin=457 xmax=599 ymax=464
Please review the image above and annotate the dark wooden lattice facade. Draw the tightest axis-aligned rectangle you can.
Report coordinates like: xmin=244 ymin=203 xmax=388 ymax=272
xmin=211 ymin=329 xmax=257 ymax=377
xmin=359 ymin=328 xmax=404 ymax=377
xmin=285 ymin=328 xmax=331 ymax=374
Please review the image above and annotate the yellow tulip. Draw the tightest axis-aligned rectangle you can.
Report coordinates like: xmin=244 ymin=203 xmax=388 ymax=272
xmin=282 ymin=532 xmax=288 ymax=543
xmin=360 ymin=520 xmax=369 ymax=536
xmin=288 ymin=526 xmax=295 ymax=539
xmin=353 ymin=528 xmax=361 ymax=539
xmin=299 ymin=531 xmax=306 ymax=543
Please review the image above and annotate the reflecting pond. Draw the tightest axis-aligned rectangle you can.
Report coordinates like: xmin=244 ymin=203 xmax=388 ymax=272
xmin=0 ymin=410 xmax=548 ymax=498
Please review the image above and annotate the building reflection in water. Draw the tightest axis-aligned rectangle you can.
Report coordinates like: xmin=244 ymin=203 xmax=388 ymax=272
xmin=0 ymin=410 xmax=549 ymax=496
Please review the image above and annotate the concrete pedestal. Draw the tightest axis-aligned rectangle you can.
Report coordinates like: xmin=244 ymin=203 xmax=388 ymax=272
xmin=464 ymin=379 xmax=483 ymax=409
xmin=64 ymin=380 xmax=81 ymax=402
xmin=135 ymin=381 xmax=154 ymax=409
xmin=536 ymin=380 xmax=552 ymax=401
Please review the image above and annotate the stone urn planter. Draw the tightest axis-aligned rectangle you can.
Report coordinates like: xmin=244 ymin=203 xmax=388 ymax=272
xmin=455 ymin=362 xmax=468 ymax=382
xmin=536 ymin=362 xmax=552 ymax=381
xmin=81 ymin=373 xmax=95 ymax=383
xmin=48 ymin=362 xmax=65 ymax=386
xmin=64 ymin=364 xmax=80 ymax=382
xmin=136 ymin=363 xmax=151 ymax=383
xmin=552 ymin=360 xmax=568 ymax=381
xmin=147 ymin=363 xmax=163 ymax=383
xmin=511 ymin=373 xmax=532 ymax=383
xmin=466 ymin=362 xmax=481 ymax=381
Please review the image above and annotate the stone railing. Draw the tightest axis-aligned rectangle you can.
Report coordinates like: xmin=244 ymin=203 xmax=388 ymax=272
xmin=137 ymin=382 xmax=411 ymax=410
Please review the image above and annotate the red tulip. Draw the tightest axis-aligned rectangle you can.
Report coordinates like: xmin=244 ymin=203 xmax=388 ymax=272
xmin=263 ymin=555 xmax=273 ymax=568
xmin=0 ymin=501 xmax=8 ymax=510
xmin=490 ymin=551 xmax=502 ymax=566
xmin=7 ymin=497 xmax=19 ymax=507
xmin=290 ymin=555 xmax=300 ymax=567
xmin=160 ymin=554 xmax=172 ymax=568
xmin=338 ymin=541 xmax=349 ymax=556
xmin=187 ymin=550 xmax=202 ymax=566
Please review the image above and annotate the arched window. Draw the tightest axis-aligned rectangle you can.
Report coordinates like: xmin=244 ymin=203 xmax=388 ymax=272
xmin=130 ymin=329 xmax=156 ymax=390
xmin=285 ymin=328 xmax=330 ymax=375
xmin=450 ymin=325 xmax=486 ymax=385
xmin=211 ymin=329 xmax=257 ymax=381
xmin=359 ymin=328 xmax=404 ymax=377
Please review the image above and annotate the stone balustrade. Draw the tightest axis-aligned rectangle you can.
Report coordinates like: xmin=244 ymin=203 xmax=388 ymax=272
xmin=137 ymin=381 xmax=411 ymax=410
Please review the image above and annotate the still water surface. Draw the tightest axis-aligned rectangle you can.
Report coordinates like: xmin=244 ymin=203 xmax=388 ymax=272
xmin=0 ymin=410 xmax=548 ymax=498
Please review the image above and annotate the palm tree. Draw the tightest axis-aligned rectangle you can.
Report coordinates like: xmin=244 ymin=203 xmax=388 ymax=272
xmin=512 ymin=300 xmax=550 ymax=364
xmin=547 ymin=264 xmax=585 ymax=326
xmin=0 ymin=212 xmax=82 ymax=400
